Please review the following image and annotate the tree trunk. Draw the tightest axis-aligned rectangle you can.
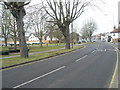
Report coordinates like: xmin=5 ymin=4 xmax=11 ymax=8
xmin=4 ymin=37 xmax=7 ymax=47
xmin=65 ymin=24 xmax=70 ymax=49
xmin=89 ymin=36 xmax=92 ymax=42
xmin=14 ymin=20 xmax=17 ymax=50
xmin=50 ymin=36 xmax=53 ymax=41
xmin=40 ymin=42 xmax=43 ymax=47
xmin=71 ymin=38 xmax=74 ymax=48
xmin=16 ymin=10 xmax=28 ymax=58
xmin=59 ymin=39 xmax=62 ymax=45
xmin=14 ymin=36 xmax=17 ymax=50
xmin=39 ymin=38 xmax=43 ymax=47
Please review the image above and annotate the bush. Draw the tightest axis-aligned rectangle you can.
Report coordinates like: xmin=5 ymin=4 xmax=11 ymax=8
xmin=0 ymin=50 xmax=10 ymax=55
xmin=78 ymin=42 xmax=81 ymax=44
xmin=9 ymin=49 xmax=20 ymax=53
xmin=9 ymin=48 xmax=30 ymax=53
xmin=0 ymin=47 xmax=9 ymax=55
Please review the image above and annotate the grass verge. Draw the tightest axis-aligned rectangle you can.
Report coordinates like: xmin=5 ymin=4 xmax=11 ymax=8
xmin=1 ymin=45 xmax=84 ymax=68
xmin=1 ymin=45 xmax=65 ymax=57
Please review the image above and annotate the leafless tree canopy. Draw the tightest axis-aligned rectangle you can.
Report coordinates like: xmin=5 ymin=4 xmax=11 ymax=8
xmin=43 ymin=0 xmax=94 ymax=26
xmin=4 ymin=1 xmax=31 ymax=18
xmin=42 ymin=0 xmax=96 ymax=49
xmin=81 ymin=19 xmax=97 ymax=42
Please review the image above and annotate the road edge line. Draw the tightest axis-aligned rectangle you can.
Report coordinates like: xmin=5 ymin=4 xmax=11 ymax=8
xmin=108 ymin=43 xmax=118 ymax=88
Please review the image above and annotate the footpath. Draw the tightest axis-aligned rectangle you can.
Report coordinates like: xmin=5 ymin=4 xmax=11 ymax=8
xmin=0 ymin=48 xmax=65 ymax=59
xmin=109 ymin=42 xmax=119 ymax=88
xmin=0 ymin=44 xmax=84 ymax=59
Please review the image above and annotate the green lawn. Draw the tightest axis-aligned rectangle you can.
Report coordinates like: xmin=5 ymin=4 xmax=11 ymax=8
xmin=1 ymin=42 xmax=93 ymax=57
xmin=0 ymin=47 xmax=9 ymax=51
xmin=1 ymin=45 xmax=65 ymax=57
xmin=28 ymin=45 xmax=64 ymax=52
xmin=1 ymin=45 xmax=84 ymax=68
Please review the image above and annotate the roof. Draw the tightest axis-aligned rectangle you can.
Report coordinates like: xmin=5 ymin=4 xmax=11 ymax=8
xmin=111 ymin=28 xmax=120 ymax=33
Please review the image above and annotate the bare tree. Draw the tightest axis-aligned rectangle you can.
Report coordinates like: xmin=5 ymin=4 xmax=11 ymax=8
xmin=47 ymin=23 xmax=64 ymax=44
xmin=42 ymin=0 xmax=96 ymax=49
xmin=46 ymin=22 xmax=56 ymax=41
xmin=4 ymin=1 xmax=31 ymax=58
xmin=9 ymin=16 xmax=18 ymax=50
xmin=29 ymin=5 xmax=47 ymax=47
xmin=24 ymin=6 xmax=34 ymax=32
xmin=81 ymin=19 xmax=97 ymax=42
xmin=53 ymin=29 xmax=64 ymax=44
xmin=70 ymin=32 xmax=79 ymax=43
xmin=1 ymin=4 xmax=10 ymax=47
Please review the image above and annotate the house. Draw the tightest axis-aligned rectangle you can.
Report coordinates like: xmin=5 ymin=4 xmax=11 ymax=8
xmin=27 ymin=33 xmax=39 ymax=41
xmin=95 ymin=33 xmax=103 ymax=40
xmin=7 ymin=32 xmax=59 ymax=45
xmin=26 ymin=33 xmax=58 ymax=44
xmin=42 ymin=35 xmax=58 ymax=44
xmin=110 ymin=28 xmax=120 ymax=42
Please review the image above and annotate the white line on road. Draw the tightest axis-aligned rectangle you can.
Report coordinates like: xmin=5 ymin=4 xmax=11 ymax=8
xmin=75 ymin=55 xmax=88 ymax=62
xmin=13 ymin=66 xmax=66 ymax=88
xmin=92 ymin=50 xmax=95 ymax=53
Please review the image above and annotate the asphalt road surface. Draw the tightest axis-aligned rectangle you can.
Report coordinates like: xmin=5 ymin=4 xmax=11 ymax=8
xmin=2 ymin=41 xmax=117 ymax=88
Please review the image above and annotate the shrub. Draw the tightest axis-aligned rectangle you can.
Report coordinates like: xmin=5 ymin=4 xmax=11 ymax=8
xmin=78 ymin=42 xmax=81 ymax=44
xmin=9 ymin=49 xmax=20 ymax=53
xmin=9 ymin=48 xmax=30 ymax=53
xmin=0 ymin=50 xmax=10 ymax=55
xmin=0 ymin=47 xmax=9 ymax=55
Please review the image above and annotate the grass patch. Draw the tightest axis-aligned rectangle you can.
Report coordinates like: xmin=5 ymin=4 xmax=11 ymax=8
xmin=1 ymin=45 xmax=84 ymax=68
xmin=1 ymin=45 xmax=65 ymax=57
xmin=0 ymin=47 xmax=9 ymax=51
xmin=28 ymin=45 xmax=64 ymax=52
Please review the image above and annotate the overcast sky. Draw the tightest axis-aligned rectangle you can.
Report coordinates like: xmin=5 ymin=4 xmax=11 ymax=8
xmin=29 ymin=0 xmax=119 ymax=35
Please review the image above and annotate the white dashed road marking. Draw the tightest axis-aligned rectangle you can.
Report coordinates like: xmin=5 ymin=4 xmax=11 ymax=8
xmin=75 ymin=55 xmax=88 ymax=62
xmin=13 ymin=66 xmax=66 ymax=88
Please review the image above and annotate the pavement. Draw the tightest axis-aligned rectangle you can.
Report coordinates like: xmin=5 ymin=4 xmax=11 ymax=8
xmin=0 ymin=44 xmax=85 ymax=59
xmin=2 ymin=41 xmax=118 ymax=88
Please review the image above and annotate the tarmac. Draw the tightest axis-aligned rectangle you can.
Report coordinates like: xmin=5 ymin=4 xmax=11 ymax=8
xmin=108 ymin=42 xmax=119 ymax=88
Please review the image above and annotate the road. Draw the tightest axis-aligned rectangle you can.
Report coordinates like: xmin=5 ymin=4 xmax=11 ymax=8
xmin=2 ymin=41 xmax=118 ymax=88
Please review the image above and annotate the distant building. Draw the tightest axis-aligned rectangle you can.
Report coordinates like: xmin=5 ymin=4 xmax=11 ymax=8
xmin=111 ymin=28 xmax=120 ymax=42
xmin=95 ymin=33 xmax=103 ymax=40
xmin=28 ymin=33 xmax=39 ymax=41
xmin=94 ymin=32 xmax=111 ymax=42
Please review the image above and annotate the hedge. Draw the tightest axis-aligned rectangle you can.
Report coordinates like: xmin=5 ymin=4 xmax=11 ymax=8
xmin=0 ymin=50 xmax=10 ymax=55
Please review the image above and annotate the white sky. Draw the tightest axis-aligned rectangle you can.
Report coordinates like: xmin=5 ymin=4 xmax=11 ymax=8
xmin=29 ymin=0 xmax=119 ymax=35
